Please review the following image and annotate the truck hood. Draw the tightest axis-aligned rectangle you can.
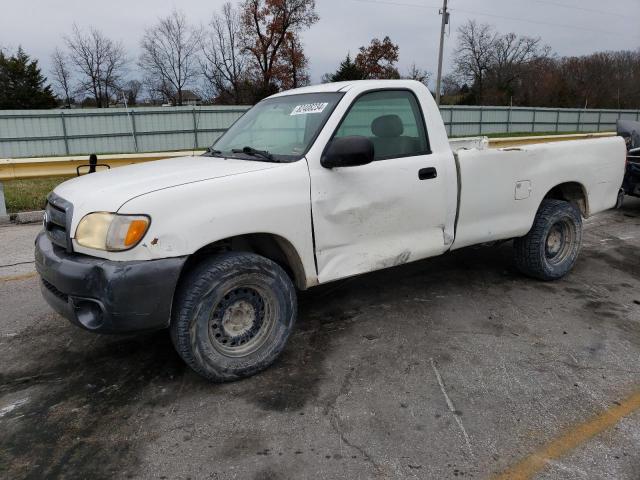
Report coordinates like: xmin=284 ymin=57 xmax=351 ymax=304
xmin=54 ymin=155 xmax=280 ymax=214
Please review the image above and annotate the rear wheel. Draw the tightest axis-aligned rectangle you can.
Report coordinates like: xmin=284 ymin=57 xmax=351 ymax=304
xmin=170 ymin=252 xmax=296 ymax=382
xmin=514 ymin=199 xmax=582 ymax=281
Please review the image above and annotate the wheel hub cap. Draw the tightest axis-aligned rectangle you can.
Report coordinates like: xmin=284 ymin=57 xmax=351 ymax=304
xmin=546 ymin=227 xmax=563 ymax=256
xmin=208 ymin=287 xmax=268 ymax=356
xmin=221 ymin=300 xmax=255 ymax=337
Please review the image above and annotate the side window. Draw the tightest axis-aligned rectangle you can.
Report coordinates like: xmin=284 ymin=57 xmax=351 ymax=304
xmin=334 ymin=90 xmax=429 ymax=160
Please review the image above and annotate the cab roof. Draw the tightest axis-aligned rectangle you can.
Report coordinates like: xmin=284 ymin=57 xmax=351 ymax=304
xmin=268 ymin=79 xmax=427 ymax=98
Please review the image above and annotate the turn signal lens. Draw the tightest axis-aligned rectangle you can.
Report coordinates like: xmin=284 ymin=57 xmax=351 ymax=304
xmin=105 ymin=215 xmax=150 ymax=250
xmin=124 ymin=219 xmax=149 ymax=247
xmin=76 ymin=213 xmax=150 ymax=251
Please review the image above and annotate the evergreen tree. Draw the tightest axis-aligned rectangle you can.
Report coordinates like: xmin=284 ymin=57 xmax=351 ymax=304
xmin=324 ymin=54 xmax=365 ymax=82
xmin=0 ymin=47 xmax=57 ymax=109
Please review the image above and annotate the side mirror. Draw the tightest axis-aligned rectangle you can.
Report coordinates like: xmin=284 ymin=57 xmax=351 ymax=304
xmin=321 ymin=136 xmax=374 ymax=169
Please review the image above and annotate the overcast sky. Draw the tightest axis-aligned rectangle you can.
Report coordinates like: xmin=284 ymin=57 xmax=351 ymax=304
xmin=2 ymin=0 xmax=639 ymax=88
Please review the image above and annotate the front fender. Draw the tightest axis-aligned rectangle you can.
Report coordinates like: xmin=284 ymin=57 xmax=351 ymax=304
xmin=74 ymin=161 xmax=317 ymax=286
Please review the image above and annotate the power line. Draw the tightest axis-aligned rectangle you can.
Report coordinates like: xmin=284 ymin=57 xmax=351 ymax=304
xmin=352 ymin=0 xmax=627 ymax=37
xmin=353 ymin=0 xmax=438 ymax=9
xmin=530 ymin=0 xmax=626 ymax=19
xmin=451 ymin=7 xmax=625 ymax=37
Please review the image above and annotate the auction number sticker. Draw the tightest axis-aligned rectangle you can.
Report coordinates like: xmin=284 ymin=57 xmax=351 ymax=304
xmin=290 ymin=102 xmax=329 ymax=115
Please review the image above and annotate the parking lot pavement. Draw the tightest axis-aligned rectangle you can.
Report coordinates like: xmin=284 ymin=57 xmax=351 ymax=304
xmin=0 ymin=223 xmax=41 ymax=279
xmin=1 ymin=199 xmax=639 ymax=480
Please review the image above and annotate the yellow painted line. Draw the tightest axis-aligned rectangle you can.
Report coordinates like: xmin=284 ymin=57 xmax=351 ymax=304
xmin=0 ymin=272 xmax=37 ymax=282
xmin=493 ymin=389 xmax=640 ymax=480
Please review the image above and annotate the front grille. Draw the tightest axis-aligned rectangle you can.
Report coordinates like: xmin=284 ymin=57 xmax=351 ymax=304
xmin=45 ymin=193 xmax=73 ymax=251
xmin=42 ymin=278 xmax=68 ymax=302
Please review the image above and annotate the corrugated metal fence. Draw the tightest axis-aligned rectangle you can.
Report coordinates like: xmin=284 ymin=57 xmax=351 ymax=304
xmin=1 ymin=105 xmax=638 ymax=158
xmin=0 ymin=106 xmax=250 ymax=159
xmin=440 ymin=106 xmax=639 ymax=137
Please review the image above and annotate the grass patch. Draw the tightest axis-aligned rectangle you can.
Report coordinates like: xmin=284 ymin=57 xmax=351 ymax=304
xmin=3 ymin=176 xmax=72 ymax=214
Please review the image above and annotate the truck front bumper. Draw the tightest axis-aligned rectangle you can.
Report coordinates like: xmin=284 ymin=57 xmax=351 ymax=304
xmin=35 ymin=231 xmax=187 ymax=333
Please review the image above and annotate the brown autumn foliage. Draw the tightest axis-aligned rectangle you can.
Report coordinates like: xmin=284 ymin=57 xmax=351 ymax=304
xmin=354 ymin=36 xmax=401 ymax=80
xmin=515 ymin=51 xmax=640 ymax=109
xmin=241 ymin=0 xmax=318 ymax=100
xmin=273 ymin=32 xmax=310 ymax=90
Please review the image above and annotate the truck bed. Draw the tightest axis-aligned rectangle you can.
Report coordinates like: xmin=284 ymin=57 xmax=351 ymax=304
xmin=449 ymin=136 xmax=489 ymax=152
xmin=451 ymin=136 xmax=626 ymax=250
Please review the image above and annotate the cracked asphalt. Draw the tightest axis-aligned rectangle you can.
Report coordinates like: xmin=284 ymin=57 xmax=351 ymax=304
xmin=1 ymin=198 xmax=640 ymax=479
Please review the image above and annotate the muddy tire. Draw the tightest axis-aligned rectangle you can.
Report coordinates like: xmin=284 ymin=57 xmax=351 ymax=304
xmin=170 ymin=252 xmax=296 ymax=382
xmin=513 ymin=199 xmax=583 ymax=281
xmin=615 ymin=189 xmax=625 ymax=209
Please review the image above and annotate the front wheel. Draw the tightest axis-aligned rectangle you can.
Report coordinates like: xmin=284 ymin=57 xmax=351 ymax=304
xmin=514 ymin=199 xmax=583 ymax=281
xmin=170 ymin=252 xmax=296 ymax=382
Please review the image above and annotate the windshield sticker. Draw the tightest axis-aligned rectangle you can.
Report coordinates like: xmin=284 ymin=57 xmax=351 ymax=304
xmin=290 ymin=102 xmax=329 ymax=115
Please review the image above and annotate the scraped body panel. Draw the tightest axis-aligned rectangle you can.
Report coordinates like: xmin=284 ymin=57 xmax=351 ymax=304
xmin=451 ymin=137 xmax=626 ymax=250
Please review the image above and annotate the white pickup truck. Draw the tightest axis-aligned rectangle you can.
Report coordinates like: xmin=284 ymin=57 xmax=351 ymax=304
xmin=36 ymin=80 xmax=626 ymax=381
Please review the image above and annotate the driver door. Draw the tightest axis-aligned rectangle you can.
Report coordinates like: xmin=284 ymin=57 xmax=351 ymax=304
xmin=309 ymin=89 xmax=451 ymax=283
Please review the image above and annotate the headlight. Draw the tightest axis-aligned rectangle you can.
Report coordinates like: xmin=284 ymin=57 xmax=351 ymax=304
xmin=75 ymin=213 xmax=150 ymax=251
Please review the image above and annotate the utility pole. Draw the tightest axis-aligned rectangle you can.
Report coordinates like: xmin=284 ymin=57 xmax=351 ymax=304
xmin=435 ymin=0 xmax=449 ymax=106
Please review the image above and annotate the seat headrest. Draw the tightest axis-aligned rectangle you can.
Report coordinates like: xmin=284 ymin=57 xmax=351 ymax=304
xmin=371 ymin=114 xmax=404 ymax=138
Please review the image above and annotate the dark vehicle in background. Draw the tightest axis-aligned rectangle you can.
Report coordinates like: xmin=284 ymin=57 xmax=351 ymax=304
xmin=617 ymin=120 xmax=640 ymax=207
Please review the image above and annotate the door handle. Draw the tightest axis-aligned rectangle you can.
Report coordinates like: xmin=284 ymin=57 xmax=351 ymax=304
xmin=418 ymin=167 xmax=437 ymax=180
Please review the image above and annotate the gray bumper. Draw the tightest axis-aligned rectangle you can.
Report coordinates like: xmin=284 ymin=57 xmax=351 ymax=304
xmin=35 ymin=231 xmax=187 ymax=333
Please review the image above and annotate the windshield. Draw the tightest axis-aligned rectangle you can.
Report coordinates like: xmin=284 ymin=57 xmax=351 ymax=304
xmin=210 ymin=92 xmax=343 ymax=162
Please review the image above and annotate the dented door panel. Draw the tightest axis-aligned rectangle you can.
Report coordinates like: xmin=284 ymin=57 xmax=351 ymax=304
xmin=310 ymin=154 xmax=450 ymax=283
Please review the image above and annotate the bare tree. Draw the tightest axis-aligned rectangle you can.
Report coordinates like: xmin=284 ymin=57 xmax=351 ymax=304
xmin=453 ymin=20 xmax=496 ymax=103
xmin=139 ymin=9 xmax=201 ymax=106
xmin=50 ymin=48 xmax=73 ymax=107
xmin=201 ymin=2 xmax=248 ymax=104
xmin=405 ymin=63 xmax=430 ymax=86
xmin=441 ymin=74 xmax=464 ymax=96
xmin=65 ymin=25 xmax=127 ymax=107
xmin=123 ymin=79 xmax=142 ymax=105
xmin=142 ymin=76 xmax=166 ymax=104
xmin=486 ymin=32 xmax=550 ymax=102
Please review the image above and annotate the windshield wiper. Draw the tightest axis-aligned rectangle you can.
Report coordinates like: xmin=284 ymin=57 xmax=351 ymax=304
xmin=203 ymin=147 xmax=224 ymax=157
xmin=231 ymin=146 xmax=276 ymax=162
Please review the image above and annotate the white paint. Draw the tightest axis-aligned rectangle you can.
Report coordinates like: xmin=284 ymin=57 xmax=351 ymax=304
xmin=429 ymin=358 xmax=474 ymax=457
xmin=49 ymin=79 xmax=626 ymax=289
xmin=451 ymin=136 xmax=626 ymax=250
xmin=0 ymin=397 xmax=29 ymax=417
xmin=515 ymin=180 xmax=532 ymax=200
xmin=306 ymin=81 xmax=458 ymax=282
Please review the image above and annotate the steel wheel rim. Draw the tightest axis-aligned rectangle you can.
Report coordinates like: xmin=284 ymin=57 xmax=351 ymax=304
xmin=545 ymin=219 xmax=574 ymax=265
xmin=208 ymin=285 xmax=275 ymax=357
